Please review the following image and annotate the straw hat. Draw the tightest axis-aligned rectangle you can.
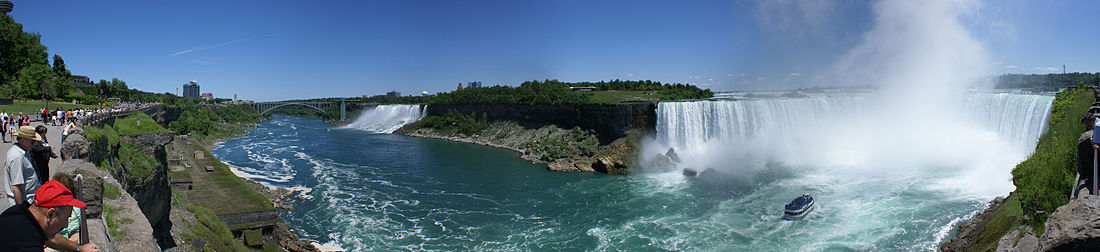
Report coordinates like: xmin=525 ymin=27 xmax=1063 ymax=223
xmin=16 ymin=126 xmax=41 ymax=141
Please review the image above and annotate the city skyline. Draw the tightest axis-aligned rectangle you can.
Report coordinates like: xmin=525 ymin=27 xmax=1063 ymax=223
xmin=7 ymin=0 xmax=1099 ymax=101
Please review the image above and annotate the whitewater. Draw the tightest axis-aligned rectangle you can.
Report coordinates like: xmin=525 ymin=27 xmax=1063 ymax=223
xmin=212 ymin=92 xmax=1052 ymax=251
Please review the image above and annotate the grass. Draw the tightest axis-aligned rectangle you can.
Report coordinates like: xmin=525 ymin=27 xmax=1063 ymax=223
xmin=244 ymin=229 xmax=263 ymax=247
xmin=965 ymin=194 xmax=1024 ymax=252
xmin=118 ymin=142 xmax=156 ymax=177
xmin=963 ymin=86 xmax=1094 ymax=250
xmin=103 ymin=203 xmax=127 ymax=240
xmin=182 ymin=204 xmax=250 ymax=252
xmin=103 ymin=183 xmax=121 ymax=200
xmin=181 ymin=137 xmax=273 ymax=214
xmin=113 ymin=112 xmax=172 ymax=135
xmin=584 ymin=90 xmax=658 ymax=104
xmin=1011 ymin=86 xmax=1093 ymax=231
xmin=0 ymin=99 xmax=100 ymax=115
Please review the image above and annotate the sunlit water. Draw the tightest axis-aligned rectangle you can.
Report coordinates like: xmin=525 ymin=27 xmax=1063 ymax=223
xmin=212 ymin=91 xmax=1053 ymax=251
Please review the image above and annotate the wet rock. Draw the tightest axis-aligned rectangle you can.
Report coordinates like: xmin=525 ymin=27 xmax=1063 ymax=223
xmin=666 ymin=148 xmax=681 ymax=163
xmin=1038 ymin=195 xmax=1100 ymax=251
xmin=682 ymin=168 xmax=698 ymax=176
xmin=276 ymin=223 xmax=319 ymax=252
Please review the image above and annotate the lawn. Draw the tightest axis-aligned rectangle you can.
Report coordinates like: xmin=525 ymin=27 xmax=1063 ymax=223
xmin=175 ymin=137 xmax=273 ymax=214
xmin=113 ymin=112 xmax=172 ymax=135
xmin=584 ymin=90 xmax=659 ymax=104
xmin=0 ymin=100 xmax=101 ymax=115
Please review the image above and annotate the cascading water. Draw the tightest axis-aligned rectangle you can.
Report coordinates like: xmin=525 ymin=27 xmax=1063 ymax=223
xmin=646 ymin=91 xmax=1053 ymax=249
xmin=652 ymin=91 xmax=1053 ymax=194
xmin=343 ymin=104 xmax=426 ymax=133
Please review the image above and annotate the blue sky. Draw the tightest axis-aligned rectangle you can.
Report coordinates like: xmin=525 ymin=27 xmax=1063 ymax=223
xmin=7 ymin=0 xmax=1098 ymax=101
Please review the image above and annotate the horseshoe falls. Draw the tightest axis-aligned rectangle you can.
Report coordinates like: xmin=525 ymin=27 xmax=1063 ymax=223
xmin=212 ymin=91 xmax=1053 ymax=251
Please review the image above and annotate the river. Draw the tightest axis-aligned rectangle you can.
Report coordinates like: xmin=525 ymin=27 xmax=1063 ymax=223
xmin=212 ymin=91 xmax=1054 ymax=251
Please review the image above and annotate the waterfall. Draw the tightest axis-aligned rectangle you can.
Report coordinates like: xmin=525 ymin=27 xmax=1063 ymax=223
xmin=343 ymin=104 xmax=426 ymax=133
xmin=651 ymin=91 xmax=1054 ymax=195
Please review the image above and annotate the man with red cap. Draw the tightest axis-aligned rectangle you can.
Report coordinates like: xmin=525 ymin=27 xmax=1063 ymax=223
xmin=0 ymin=180 xmax=99 ymax=252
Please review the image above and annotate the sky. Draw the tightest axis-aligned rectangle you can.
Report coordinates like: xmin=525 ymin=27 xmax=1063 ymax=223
xmin=6 ymin=0 xmax=1099 ymax=101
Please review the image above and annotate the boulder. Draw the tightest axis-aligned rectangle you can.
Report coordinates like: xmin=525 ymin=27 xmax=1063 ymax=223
xmin=995 ymin=226 xmax=1038 ymax=252
xmin=682 ymin=168 xmax=698 ymax=177
xmin=68 ymin=127 xmax=85 ymax=138
xmin=665 ymin=148 xmax=681 ymax=163
xmin=60 ymin=134 xmax=89 ymax=160
xmin=1038 ymin=195 xmax=1100 ymax=251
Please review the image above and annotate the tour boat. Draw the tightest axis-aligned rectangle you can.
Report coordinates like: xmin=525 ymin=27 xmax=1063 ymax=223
xmin=783 ymin=193 xmax=814 ymax=220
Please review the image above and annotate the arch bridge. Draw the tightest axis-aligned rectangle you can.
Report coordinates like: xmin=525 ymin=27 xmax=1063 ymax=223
xmin=250 ymin=99 xmax=352 ymax=120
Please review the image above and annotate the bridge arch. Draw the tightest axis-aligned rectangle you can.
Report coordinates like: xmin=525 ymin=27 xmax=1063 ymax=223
xmin=260 ymin=102 xmax=327 ymax=115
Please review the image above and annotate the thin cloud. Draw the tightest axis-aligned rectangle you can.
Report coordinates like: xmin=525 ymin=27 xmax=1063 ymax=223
xmin=1004 ymin=65 xmax=1018 ymax=69
xmin=626 ymin=73 xmax=634 ymax=77
xmin=789 ymin=72 xmax=802 ymax=77
xmin=168 ymin=38 xmax=249 ymax=57
xmin=1034 ymin=66 xmax=1059 ymax=72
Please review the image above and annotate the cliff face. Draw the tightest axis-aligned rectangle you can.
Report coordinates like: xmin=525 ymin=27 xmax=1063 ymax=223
xmin=425 ymin=103 xmax=656 ymax=144
xmin=114 ymin=133 xmax=175 ymax=249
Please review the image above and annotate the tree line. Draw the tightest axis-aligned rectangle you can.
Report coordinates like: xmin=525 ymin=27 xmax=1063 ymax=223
xmin=430 ymin=79 xmax=714 ymax=105
xmin=996 ymin=73 xmax=1100 ymax=90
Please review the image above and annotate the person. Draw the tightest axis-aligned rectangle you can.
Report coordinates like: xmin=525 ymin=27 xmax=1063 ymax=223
xmin=0 ymin=180 xmax=99 ymax=252
xmin=4 ymin=126 xmax=44 ymax=211
xmin=1077 ymin=114 xmax=1098 ymax=198
xmin=0 ymin=116 xmax=7 ymax=143
xmin=32 ymin=126 xmax=59 ymax=183
xmin=44 ymin=173 xmax=83 ymax=252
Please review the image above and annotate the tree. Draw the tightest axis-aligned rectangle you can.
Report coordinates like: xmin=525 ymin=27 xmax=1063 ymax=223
xmin=13 ymin=64 xmax=54 ymax=99
xmin=0 ymin=15 xmax=49 ymax=86
xmin=51 ymin=54 xmax=70 ymax=78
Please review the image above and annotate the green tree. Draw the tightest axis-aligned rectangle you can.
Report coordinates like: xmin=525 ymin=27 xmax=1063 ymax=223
xmin=0 ymin=15 xmax=49 ymax=86
xmin=51 ymin=54 xmax=70 ymax=78
xmin=13 ymin=64 xmax=54 ymax=99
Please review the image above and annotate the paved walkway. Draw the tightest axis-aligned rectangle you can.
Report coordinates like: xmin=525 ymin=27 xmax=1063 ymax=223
xmin=0 ymin=121 xmax=67 ymax=179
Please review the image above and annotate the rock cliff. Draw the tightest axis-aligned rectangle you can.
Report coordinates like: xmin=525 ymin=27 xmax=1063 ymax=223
xmin=425 ymin=103 xmax=656 ymax=144
xmin=1037 ymin=195 xmax=1100 ymax=251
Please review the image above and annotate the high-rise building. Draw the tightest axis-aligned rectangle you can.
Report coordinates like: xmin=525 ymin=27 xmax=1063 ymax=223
xmin=183 ymin=80 xmax=200 ymax=98
xmin=386 ymin=91 xmax=401 ymax=97
xmin=467 ymin=81 xmax=483 ymax=88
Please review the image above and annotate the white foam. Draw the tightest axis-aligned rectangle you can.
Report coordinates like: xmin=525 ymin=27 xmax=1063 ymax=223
xmin=342 ymin=104 xmax=426 ymax=133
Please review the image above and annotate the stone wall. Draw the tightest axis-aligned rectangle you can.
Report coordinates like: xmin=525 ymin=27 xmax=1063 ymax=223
xmin=424 ymin=103 xmax=657 ymax=144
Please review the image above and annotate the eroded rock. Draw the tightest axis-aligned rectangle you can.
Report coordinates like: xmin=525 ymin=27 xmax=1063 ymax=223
xmin=1038 ymin=195 xmax=1100 ymax=251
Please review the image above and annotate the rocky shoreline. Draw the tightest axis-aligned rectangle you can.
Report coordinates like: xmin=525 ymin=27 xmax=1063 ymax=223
xmin=396 ymin=120 xmax=637 ymax=174
xmin=240 ymin=179 xmax=319 ymax=252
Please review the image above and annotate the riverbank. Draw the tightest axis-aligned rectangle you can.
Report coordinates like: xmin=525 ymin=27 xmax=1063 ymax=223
xmin=941 ymin=86 xmax=1095 ymax=251
xmin=396 ymin=120 xmax=637 ymax=174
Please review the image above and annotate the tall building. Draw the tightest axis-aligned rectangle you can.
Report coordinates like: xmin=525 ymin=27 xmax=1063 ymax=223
xmin=183 ymin=80 xmax=200 ymax=98
xmin=386 ymin=91 xmax=401 ymax=97
xmin=467 ymin=81 xmax=483 ymax=88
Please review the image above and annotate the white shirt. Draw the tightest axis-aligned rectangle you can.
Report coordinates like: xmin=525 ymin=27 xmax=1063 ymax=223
xmin=3 ymin=143 xmax=38 ymax=209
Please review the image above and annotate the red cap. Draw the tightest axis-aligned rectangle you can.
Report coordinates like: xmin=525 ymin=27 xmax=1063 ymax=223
xmin=34 ymin=180 xmax=87 ymax=208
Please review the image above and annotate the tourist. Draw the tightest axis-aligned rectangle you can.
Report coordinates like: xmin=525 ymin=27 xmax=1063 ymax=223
xmin=3 ymin=126 xmax=43 ymax=211
xmin=0 ymin=180 xmax=99 ymax=252
xmin=23 ymin=115 xmax=32 ymax=126
xmin=32 ymin=126 xmax=58 ymax=183
xmin=1078 ymin=114 xmax=1098 ymax=197
xmin=0 ymin=116 xmax=7 ymax=143
xmin=43 ymin=173 xmax=84 ymax=252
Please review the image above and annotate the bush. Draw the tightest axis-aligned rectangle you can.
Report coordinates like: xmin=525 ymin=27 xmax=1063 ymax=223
xmin=1011 ymin=86 xmax=1093 ymax=231
xmin=415 ymin=109 xmax=489 ymax=136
